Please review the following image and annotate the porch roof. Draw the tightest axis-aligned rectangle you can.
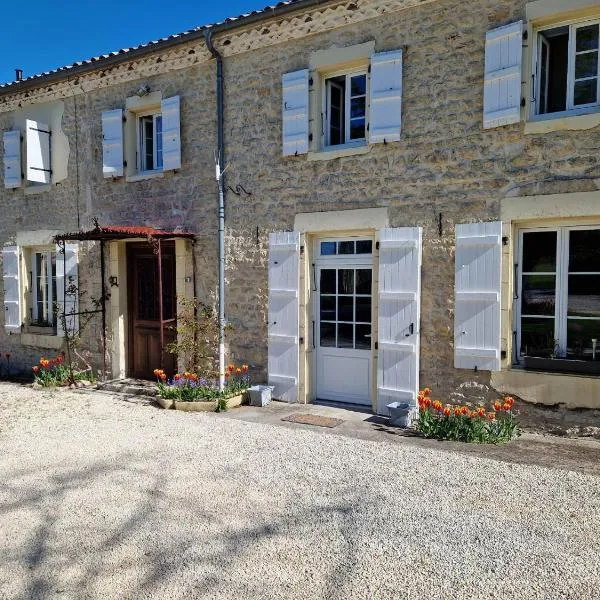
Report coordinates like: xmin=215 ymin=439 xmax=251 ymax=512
xmin=54 ymin=224 xmax=196 ymax=243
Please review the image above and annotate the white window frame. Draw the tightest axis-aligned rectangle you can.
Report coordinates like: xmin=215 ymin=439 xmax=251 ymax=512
xmin=31 ymin=248 xmax=57 ymax=328
xmin=314 ymin=236 xmax=374 ymax=260
xmin=136 ymin=110 xmax=163 ymax=173
xmin=322 ymin=69 xmax=368 ymax=149
xmin=516 ymin=224 xmax=600 ymax=360
xmin=532 ymin=17 xmax=600 ymax=118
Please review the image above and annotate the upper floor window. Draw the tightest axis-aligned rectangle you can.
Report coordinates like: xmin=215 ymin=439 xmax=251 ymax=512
xmin=137 ymin=112 xmax=163 ymax=172
xmin=324 ymin=72 xmax=367 ymax=147
xmin=535 ymin=20 xmax=600 ymax=116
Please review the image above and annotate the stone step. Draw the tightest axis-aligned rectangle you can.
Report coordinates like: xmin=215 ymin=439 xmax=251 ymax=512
xmin=96 ymin=379 xmax=158 ymax=397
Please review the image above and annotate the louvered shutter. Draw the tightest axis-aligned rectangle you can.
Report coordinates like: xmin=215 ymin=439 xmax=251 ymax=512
xmin=56 ymin=243 xmax=79 ymax=335
xmin=455 ymin=222 xmax=502 ymax=371
xmin=26 ymin=120 xmax=51 ymax=184
xmin=3 ymin=130 xmax=22 ymax=189
xmin=2 ymin=246 xmax=21 ymax=333
xmin=101 ymin=109 xmax=124 ymax=178
xmin=161 ymin=95 xmax=181 ymax=171
xmin=483 ymin=21 xmax=523 ymax=129
xmin=268 ymin=232 xmax=300 ymax=402
xmin=282 ymin=70 xmax=309 ymax=157
xmin=369 ymin=50 xmax=403 ymax=144
xmin=377 ymin=227 xmax=422 ymax=415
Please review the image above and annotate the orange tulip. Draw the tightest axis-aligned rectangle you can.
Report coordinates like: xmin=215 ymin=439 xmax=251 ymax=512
xmin=454 ymin=407 xmax=462 ymax=417
xmin=423 ymin=387 xmax=431 ymax=397
xmin=242 ymin=364 xmax=249 ymax=373
xmin=225 ymin=371 xmax=231 ymax=378
xmin=160 ymin=373 xmax=167 ymax=381
xmin=505 ymin=396 xmax=515 ymax=408
xmin=477 ymin=407 xmax=486 ymax=417
xmin=443 ymin=407 xmax=451 ymax=417
xmin=236 ymin=368 xmax=242 ymax=375
xmin=32 ymin=366 xmax=39 ymax=373
xmin=174 ymin=374 xmax=181 ymax=381
xmin=461 ymin=406 xmax=468 ymax=415
xmin=228 ymin=364 xmax=235 ymax=372
xmin=487 ymin=412 xmax=496 ymax=421
xmin=469 ymin=411 xmax=477 ymax=419
xmin=503 ymin=402 xmax=511 ymax=412
xmin=494 ymin=401 xmax=502 ymax=411
xmin=424 ymin=398 xmax=432 ymax=408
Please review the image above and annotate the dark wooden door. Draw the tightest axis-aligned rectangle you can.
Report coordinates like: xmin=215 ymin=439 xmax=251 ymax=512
xmin=127 ymin=242 xmax=176 ymax=379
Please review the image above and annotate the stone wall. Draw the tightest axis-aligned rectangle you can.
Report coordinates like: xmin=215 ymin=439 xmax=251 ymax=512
xmin=1 ymin=0 xmax=599 ymax=401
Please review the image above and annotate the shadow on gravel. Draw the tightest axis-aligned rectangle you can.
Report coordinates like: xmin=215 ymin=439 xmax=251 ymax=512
xmin=0 ymin=457 xmax=371 ymax=599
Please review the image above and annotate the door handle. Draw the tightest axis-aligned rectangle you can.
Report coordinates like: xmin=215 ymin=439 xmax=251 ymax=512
xmin=405 ymin=322 xmax=414 ymax=337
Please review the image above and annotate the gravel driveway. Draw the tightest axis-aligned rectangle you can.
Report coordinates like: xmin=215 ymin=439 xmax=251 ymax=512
xmin=0 ymin=382 xmax=599 ymax=600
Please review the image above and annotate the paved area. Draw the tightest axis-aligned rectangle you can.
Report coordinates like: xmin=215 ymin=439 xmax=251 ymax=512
xmin=0 ymin=382 xmax=599 ymax=599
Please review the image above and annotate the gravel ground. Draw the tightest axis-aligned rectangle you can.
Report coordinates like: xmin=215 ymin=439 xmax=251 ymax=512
xmin=0 ymin=382 xmax=599 ymax=600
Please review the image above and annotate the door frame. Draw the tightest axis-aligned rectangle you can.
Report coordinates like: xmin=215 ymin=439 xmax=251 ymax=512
xmin=310 ymin=235 xmax=376 ymax=407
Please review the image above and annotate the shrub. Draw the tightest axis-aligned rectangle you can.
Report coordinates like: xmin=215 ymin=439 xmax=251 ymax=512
xmin=415 ymin=388 xmax=517 ymax=444
xmin=154 ymin=363 xmax=251 ymax=412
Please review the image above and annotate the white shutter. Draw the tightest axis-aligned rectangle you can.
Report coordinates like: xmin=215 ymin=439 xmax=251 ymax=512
xmin=3 ymin=130 xmax=22 ymax=189
xmin=377 ymin=227 xmax=422 ymax=415
xmin=268 ymin=232 xmax=300 ymax=402
xmin=56 ymin=243 xmax=79 ymax=336
xmin=26 ymin=119 xmax=51 ymax=184
xmin=101 ymin=109 xmax=124 ymax=178
xmin=369 ymin=50 xmax=403 ymax=144
xmin=455 ymin=222 xmax=502 ymax=371
xmin=282 ymin=70 xmax=309 ymax=157
xmin=483 ymin=21 xmax=523 ymax=129
xmin=161 ymin=95 xmax=181 ymax=171
xmin=2 ymin=246 xmax=21 ymax=333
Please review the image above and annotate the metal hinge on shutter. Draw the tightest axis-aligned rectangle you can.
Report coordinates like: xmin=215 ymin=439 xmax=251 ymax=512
xmin=375 ymin=241 xmax=380 ymax=250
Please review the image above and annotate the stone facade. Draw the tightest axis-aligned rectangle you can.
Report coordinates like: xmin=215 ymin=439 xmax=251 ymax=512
xmin=1 ymin=0 xmax=600 ymax=406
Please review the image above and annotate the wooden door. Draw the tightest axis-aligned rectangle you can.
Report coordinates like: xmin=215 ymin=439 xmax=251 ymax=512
xmin=127 ymin=242 xmax=176 ymax=379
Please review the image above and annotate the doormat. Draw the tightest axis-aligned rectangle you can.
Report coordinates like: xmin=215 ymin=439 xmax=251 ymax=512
xmin=282 ymin=413 xmax=344 ymax=428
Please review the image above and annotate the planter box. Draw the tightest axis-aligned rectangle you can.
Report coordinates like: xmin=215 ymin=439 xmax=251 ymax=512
xmin=523 ymin=356 xmax=600 ymax=375
xmin=248 ymin=385 xmax=274 ymax=407
xmin=156 ymin=396 xmax=174 ymax=409
xmin=171 ymin=393 xmax=247 ymax=412
xmin=387 ymin=402 xmax=416 ymax=428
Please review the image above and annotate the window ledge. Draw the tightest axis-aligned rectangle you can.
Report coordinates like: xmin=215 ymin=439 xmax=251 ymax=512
xmin=24 ymin=184 xmax=52 ymax=196
xmin=308 ymin=143 xmax=371 ymax=162
xmin=126 ymin=171 xmax=164 ymax=183
xmin=525 ymin=111 xmax=600 ymax=134
xmin=21 ymin=332 xmax=63 ymax=349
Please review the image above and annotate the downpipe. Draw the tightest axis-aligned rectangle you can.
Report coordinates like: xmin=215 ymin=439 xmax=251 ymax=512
xmin=204 ymin=29 xmax=226 ymax=390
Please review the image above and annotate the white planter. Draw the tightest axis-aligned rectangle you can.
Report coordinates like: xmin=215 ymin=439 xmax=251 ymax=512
xmin=248 ymin=385 xmax=274 ymax=407
xmin=387 ymin=402 xmax=415 ymax=428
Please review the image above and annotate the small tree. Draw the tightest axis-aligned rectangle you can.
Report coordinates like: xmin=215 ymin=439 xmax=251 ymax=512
xmin=166 ymin=297 xmax=224 ymax=378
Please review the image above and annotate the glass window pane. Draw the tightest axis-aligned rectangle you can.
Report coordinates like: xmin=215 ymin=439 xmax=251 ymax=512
xmin=569 ymin=230 xmax=600 ymax=272
xmin=522 ymin=275 xmax=556 ymax=316
xmin=356 ymin=269 xmax=372 ymax=294
xmin=567 ymin=275 xmax=600 ymax=318
xmin=567 ymin=319 xmax=600 ymax=360
xmin=350 ymin=118 xmax=366 ymax=140
xmin=320 ymin=295 xmax=336 ymax=321
xmin=338 ymin=269 xmax=354 ymax=294
xmin=320 ymin=242 xmax=336 ymax=256
xmin=355 ymin=324 xmax=371 ymax=350
xmin=522 ymin=231 xmax=557 ymax=272
xmin=356 ymin=240 xmax=372 ymax=254
xmin=350 ymin=97 xmax=366 ymax=119
xmin=520 ymin=317 xmax=556 ymax=357
xmin=337 ymin=323 xmax=354 ymax=349
xmin=338 ymin=241 xmax=354 ymax=255
xmin=320 ymin=269 xmax=336 ymax=294
xmin=337 ymin=296 xmax=354 ymax=322
xmin=350 ymin=75 xmax=366 ymax=96
xmin=574 ymin=79 xmax=597 ymax=105
xmin=155 ymin=115 xmax=163 ymax=170
xmin=576 ymin=24 xmax=599 ymax=52
xmin=575 ymin=51 xmax=598 ymax=79
xmin=356 ymin=296 xmax=371 ymax=322
xmin=320 ymin=322 xmax=336 ymax=347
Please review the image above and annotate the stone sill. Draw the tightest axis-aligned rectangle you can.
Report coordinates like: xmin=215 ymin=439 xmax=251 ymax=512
xmin=126 ymin=171 xmax=165 ymax=183
xmin=24 ymin=183 xmax=52 ymax=196
xmin=308 ymin=143 xmax=371 ymax=162
xmin=525 ymin=111 xmax=600 ymax=134
xmin=21 ymin=332 xmax=63 ymax=349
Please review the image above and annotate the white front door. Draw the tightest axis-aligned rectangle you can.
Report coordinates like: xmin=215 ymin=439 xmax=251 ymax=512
xmin=315 ymin=240 xmax=373 ymax=405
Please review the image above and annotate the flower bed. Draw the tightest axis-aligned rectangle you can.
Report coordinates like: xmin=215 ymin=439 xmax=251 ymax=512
xmin=154 ymin=363 xmax=251 ymax=412
xmin=416 ymin=388 xmax=517 ymax=444
xmin=31 ymin=353 xmax=96 ymax=387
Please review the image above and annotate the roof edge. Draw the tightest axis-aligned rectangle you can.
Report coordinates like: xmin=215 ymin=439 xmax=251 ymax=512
xmin=0 ymin=0 xmax=332 ymax=99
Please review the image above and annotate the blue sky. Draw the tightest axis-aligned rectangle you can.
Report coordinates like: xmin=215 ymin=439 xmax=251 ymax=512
xmin=0 ymin=0 xmax=269 ymax=85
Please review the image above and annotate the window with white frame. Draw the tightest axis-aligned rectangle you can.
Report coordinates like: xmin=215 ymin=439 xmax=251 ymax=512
xmin=323 ymin=72 xmax=367 ymax=147
xmin=534 ymin=19 xmax=600 ymax=116
xmin=137 ymin=112 xmax=163 ymax=173
xmin=517 ymin=227 xmax=600 ymax=361
xmin=31 ymin=249 xmax=57 ymax=328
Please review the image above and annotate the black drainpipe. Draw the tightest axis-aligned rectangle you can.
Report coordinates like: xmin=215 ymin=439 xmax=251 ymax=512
xmin=204 ymin=28 xmax=226 ymax=389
